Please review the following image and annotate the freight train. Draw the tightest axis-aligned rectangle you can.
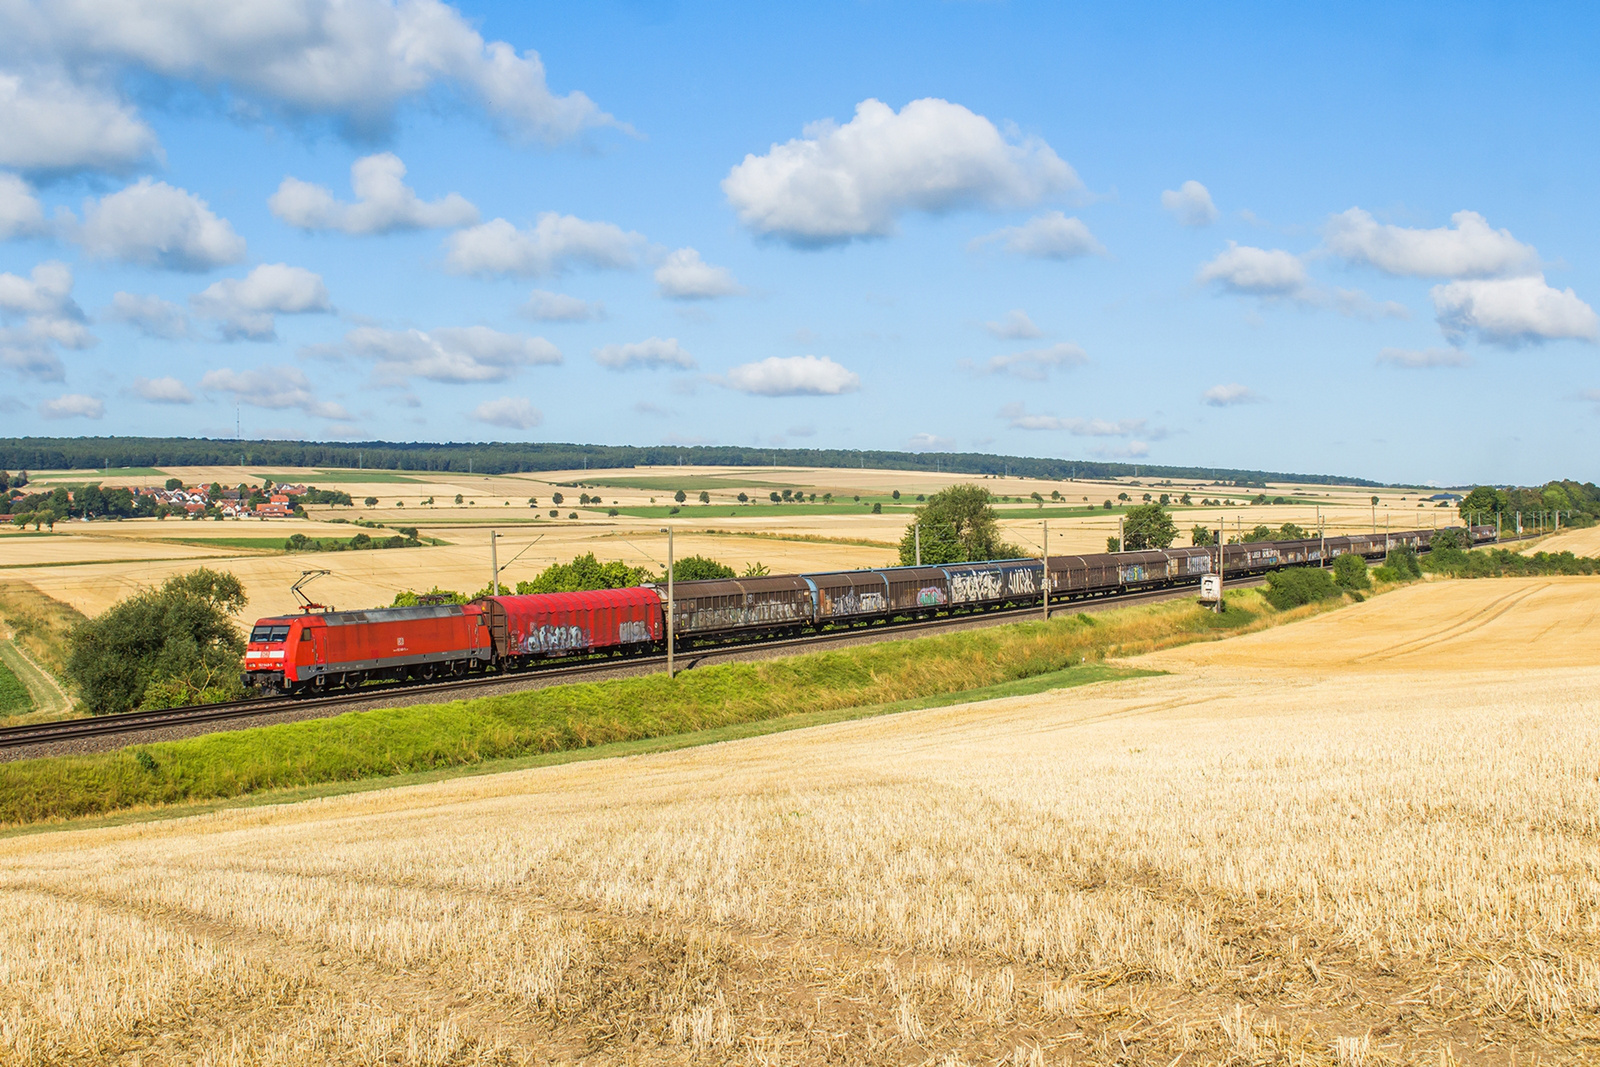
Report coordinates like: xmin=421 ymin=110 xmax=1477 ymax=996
xmin=242 ymin=524 xmax=1495 ymax=695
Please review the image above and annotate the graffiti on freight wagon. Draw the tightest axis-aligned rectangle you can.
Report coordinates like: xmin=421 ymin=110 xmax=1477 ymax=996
xmin=1005 ymin=568 xmax=1037 ymax=596
xmin=619 ymin=620 xmax=651 ymax=643
xmin=821 ymin=590 xmax=887 ymax=616
xmin=516 ymin=625 xmax=589 ymax=654
xmin=678 ymin=599 xmax=810 ymax=632
xmin=949 ymin=570 xmax=1003 ymax=603
xmin=916 ymin=586 xmax=948 ymax=606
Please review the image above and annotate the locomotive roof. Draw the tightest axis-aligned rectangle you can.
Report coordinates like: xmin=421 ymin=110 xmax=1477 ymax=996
xmin=254 ymin=604 xmax=472 ymax=628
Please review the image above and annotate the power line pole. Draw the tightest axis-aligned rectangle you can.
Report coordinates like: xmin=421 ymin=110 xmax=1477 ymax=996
xmin=660 ymin=526 xmax=675 ymax=679
xmin=490 ymin=530 xmax=500 ymax=595
xmin=1041 ymin=519 xmax=1050 ymax=621
xmin=914 ymin=522 xmax=921 ymax=567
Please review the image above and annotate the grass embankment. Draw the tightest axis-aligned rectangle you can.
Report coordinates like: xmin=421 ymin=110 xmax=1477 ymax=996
xmin=0 ymin=658 xmax=27 ymax=716
xmin=0 ymin=582 xmax=80 ymax=723
xmin=1 ymin=587 xmax=1310 ymax=827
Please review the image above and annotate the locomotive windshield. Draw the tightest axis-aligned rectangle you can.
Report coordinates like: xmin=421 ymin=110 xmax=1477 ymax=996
xmin=250 ymin=624 xmax=291 ymax=643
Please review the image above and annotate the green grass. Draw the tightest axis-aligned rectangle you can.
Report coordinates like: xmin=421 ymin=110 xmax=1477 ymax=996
xmin=0 ymin=663 xmax=1144 ymax=837
xmin=0 ymin=655 xmax=29 ymax=716
xmin=0 ymin=587 xmax=1310 ymax=828
xmin=154 ymin=536 xmax=295 ymax=551
xmin=27 ymin=467 xmax=168 ymax=481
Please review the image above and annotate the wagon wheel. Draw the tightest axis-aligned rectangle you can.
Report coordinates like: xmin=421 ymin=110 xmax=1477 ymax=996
xmin=343 ymin=673 xmax=364 ymax=690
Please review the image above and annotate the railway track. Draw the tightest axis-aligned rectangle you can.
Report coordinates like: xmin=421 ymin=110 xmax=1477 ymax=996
xmin=0 ymin=579 xmax=1250 ymax=755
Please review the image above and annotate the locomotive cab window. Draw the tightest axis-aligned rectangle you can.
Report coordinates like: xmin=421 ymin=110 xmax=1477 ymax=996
xmin=300 ymin=629 xmax=313 ymax=641
xmin=251 ymin=625 xmax=291 ymax=643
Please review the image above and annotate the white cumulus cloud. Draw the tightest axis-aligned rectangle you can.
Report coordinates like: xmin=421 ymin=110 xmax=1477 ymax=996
xmin=270 ymin=153 xmax=478 ymax=235
xmin=519 ymin=289 xmax=604 ymax=322
xmin=131 ymin=375 xmax=194 ymax=403
xmin=0 ymin=172 xmax=46 ymax=238
xmin=0 ymin=0 xmax=617 ymax=147
xmin=0 ymin=71 xmax=159 ymax=173
xmin=191 ymin=264 xmax=331 ymax=340
xmin=200 ymin=366 xmax=348 ymax=420
xmin=1161 ymin=180 xmax=1218 ymax=226
xmin=908 ymin=432 xmax=954 ymax=450
xmin=1432 ymin=274 xmax=1599 ymax=347
xmin=1202 ymin=383 xmax=1262 ymax=406
xmin=1377 ymin=347 xmax=1474 ymax=368
xmin=654 ymin=247 xmax=744 ymax=300
xmin=725 ymin=354 xmax=859 ymax=396
xmin=983 ymin=309 xmax=1041 ymax=339
xmin=106 ymin=292 xmax=190 ymax=339
xmin=1325 ymin=208 xmax=1539 ymax=278
xmin=592 ymin=337 xmax=695 ymax=371
xmin=346 ymin=325 xmax=560 ymax=384
xmin=77 ymin=179 xmax=246 ymax=270
xmin=722 ymin=97 xmax=1080 ymax=245
xmin=444 ymin=214 xmax=645 ymax=277
xmin=983 ymin=342 xmax=1087 ymax=381
xmin=970 ymin=211 xmax=1104 ymax=259
xmin=1197 ymin=242 xmax=1306 ymax=295
xmin=39 ymin=392 xmax=103 ymax=419
xmin=0 ymin=260 xmax=92 ymax=381
xmin=470 ymin=396 xmax=542 ymax=430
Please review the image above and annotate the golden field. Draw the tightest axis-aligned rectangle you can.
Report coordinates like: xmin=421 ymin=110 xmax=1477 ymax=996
xmin=1 ymin=464 xmax=1457 ymax=621
xmin=1 ymin=576 xmax=1595 ymax=1065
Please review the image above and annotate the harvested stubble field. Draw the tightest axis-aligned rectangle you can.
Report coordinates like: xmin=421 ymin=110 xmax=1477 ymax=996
xmin=1 ymin=577 xmax=1597 ymax=1065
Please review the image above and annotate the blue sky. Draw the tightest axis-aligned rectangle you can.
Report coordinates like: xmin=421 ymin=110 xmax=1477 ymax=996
xmin=0 ymin=1 xmax=1596 ymax=485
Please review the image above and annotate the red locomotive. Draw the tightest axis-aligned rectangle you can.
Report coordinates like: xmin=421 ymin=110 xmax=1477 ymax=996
xmin=244 ymin=604 xmax=494 ymax=694
xmin=244 ymin=587 xmax=665 ymax=694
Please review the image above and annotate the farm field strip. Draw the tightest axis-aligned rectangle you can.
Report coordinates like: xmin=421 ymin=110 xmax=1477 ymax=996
xmin=2 ymin=577 xmax=1596 ymax=1064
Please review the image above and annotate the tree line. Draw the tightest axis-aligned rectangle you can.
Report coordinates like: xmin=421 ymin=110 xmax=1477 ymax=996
xmin=0 ymin=437 xmax=1380 ymax=486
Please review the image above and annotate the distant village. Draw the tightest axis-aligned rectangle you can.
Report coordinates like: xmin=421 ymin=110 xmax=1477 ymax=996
xmin=2 ymin=471 xmax=354 ymax=526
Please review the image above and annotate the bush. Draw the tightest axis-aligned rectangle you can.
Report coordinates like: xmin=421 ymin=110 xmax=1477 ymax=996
xmin=1385 ymin=543 xmax=1422 ymax=580
xmin=516 ymin=553 xmax=653 ymax=594
xmin=1332 ymin=551 xmax=1371 ymax=591
xmin=65 ymin=569 xmax=247 ymax=714
xmin=1262 ymin=567 xmax=1341 ymax=609
xmin=672 ymin=555 xmax=737 ymax=581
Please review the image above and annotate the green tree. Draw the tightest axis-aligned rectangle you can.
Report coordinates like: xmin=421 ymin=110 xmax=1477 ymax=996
xmin=65 ymin=568 xmax=248 ymax=714
xmin=363 ymin=496 xmax=378 ymax=506
xmin=896 ymin=484 xmax=1020 ymax=565
xmin=1106 ymin=536 xmax=1121 ymax=552
xmin=1121 ymin=503 xmax=1178 ymax=549
xmin=1190 ymin=525 xmax=1214 ymax=547
xmin=392 ymin=587 xmax=467 ymax=606
xmin=737 ymin=492 xmax=748 ymax=502
xmin=742 ymin=561 xmax=770 ymax=576
xmin=698 ymin=490 xmax=710 ymax=504
xmin=164 ymin=477 xmax=183 ymax=490
xmin=1458 ymin=485 xmax=1506 ymax=520
xmin=672 ymin=555 xmax=736 ymax=581
xmin=1332 ymin=551 xmax=1371 ymax=591
xmin=516 ymin=552 xmax=654 ymax=593
xmin=674 ymin=489 xmax=687 ymax=503
xmin=551 ymin=492 xmax=564 ymax=505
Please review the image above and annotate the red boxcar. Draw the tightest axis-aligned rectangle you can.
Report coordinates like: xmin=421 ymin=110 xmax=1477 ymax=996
xmin=243 ymin=604 xmax=493 ymax=693
xmin=476 ymin=587 xmax=663 ymax=664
